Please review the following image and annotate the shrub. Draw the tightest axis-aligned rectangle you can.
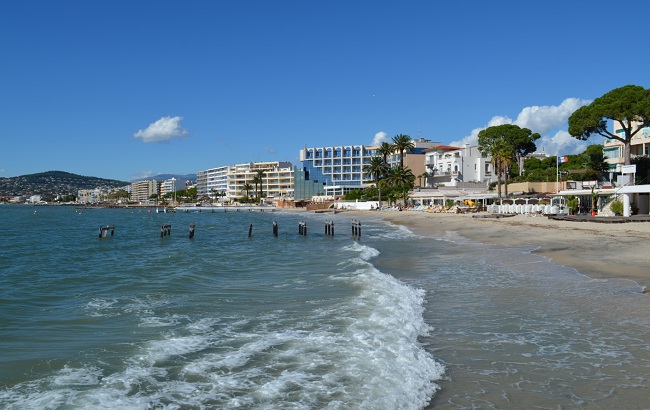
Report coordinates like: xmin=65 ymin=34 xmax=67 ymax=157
xmin=610 ymin=200 xmax=624 ymax=215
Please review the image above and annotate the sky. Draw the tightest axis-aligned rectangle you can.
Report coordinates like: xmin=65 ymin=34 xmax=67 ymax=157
xmin=2 ymin=1 xmax=649 ymax=182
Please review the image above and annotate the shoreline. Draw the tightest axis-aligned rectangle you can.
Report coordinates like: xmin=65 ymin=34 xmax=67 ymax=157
xmin=342 ymin=210 xmax=650 ymax=292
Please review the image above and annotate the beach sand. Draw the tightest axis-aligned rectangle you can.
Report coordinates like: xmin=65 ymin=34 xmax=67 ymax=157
xmin=346 ymin=211 xmax=650 ymax=291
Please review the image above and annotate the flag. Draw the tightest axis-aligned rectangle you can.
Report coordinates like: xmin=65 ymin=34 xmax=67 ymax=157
xmin=557 ymin=155 xmax=569 ymax=163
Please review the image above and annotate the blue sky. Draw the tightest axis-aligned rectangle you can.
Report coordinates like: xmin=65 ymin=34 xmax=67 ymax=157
xmin=2 ymin=1 xmax=649 ymax=182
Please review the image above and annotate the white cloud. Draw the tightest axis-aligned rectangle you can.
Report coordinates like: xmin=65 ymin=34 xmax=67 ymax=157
xmin=513 ymin=98 xmax=591 ymax=135
xmin=538 ymin=130 xmax=591 ymax=156
xmin=451 ymin=98 xmax=592 ymax=155
xmin=130 ymin=170 xmax=156 ymax=181
xmin=371 ymin=131 xmax=389 ymax=146
xmin=134 ymin=116 xmax=189 ymax=143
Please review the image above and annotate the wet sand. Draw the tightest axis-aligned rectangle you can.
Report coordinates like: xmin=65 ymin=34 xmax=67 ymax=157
xmin=347 ymin=210 xmax=650 ymax=291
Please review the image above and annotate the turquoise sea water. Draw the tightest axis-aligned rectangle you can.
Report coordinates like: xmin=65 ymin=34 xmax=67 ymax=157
xmin=1 ymin=205 xmax=650 ymax=409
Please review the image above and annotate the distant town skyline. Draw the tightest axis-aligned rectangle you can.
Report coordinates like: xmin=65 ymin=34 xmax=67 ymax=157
xmin=2 ymin=1 xmax=648 ymax=182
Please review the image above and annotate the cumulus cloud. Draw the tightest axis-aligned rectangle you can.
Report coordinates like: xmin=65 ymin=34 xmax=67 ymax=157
xmin=513 ymin=98 xmax=591 ymax=135
xmin=130 ymin=170 xmax=156 ymax=181
xmin=371 ymin=131 xmax=389 ymax=145
xmin=450 ymin=98 xmax=592 ymax=155
xmin=134 ymin=116 xmax=189 ymax=143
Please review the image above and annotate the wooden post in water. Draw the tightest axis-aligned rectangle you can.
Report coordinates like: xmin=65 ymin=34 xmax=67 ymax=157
xmin=98 ymin=225 xmax=115 ymax=238
xmin=351 ymin=219 xmax=361 ymax=239
xmin=273 ymin=221 xmax=278 ymax=237
xmin=160 ymin=224 xmax=171 ymax=237
xmin=248 ymin=223 xmax=253 ymax=237
xmin=189 ymin=223 xmax=195 ymax=239
xmin=325 ymin=220 xmax=334 ymax=237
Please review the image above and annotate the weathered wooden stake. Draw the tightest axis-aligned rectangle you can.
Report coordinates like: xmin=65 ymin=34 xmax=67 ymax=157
xmin=248 ymin=223 xmax=253 ymax=237
xmin=351 ymin=219 xmax=361 ymax=239
xmin=273 ymin=221 xmax=278 ymax=237
xmin=160 ymin=224 xmax=171 ymax=237
xmin=189 ymin=223 xmax=195 ymax=239
xmin=98 ymin=225 xmax=115 ymax=238
xmin=325 ymin=220 xmax=334 ymax=236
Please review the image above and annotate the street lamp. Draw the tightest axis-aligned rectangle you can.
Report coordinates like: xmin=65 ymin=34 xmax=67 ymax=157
xmin=171 ymin=178 xmax=176 ymax=205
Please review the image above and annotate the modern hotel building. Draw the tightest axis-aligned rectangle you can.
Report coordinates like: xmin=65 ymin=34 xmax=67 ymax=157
xmin=299 ymin=145 xmax=377 ymax=197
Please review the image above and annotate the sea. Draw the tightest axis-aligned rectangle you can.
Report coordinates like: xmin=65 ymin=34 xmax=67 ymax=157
xmin=1 ymin=205 xmax=649 ymax=409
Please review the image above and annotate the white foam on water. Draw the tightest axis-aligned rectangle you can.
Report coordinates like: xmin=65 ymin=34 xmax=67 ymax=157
xmin=1 ymin=240 xmax=442 ymax=409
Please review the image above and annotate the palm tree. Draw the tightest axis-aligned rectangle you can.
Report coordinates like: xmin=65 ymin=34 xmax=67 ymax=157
xmin=377 ymin=142 xmax=394 ymax=165
xmin=253 ymin=170 xmax=265 ymax=201
xmin=386 ymin=165 xmax=415 ymax=205
xmin=241 ymin=183 xmax=253 ymax=203
xmin=364 ymin=156 xmax=389 ymax=209
xmin=392 ymin=134 xmax=415 ymax=168
xmin=210 ymin=188 xmax=219 ymax=203
xmin=490 ymin=141 xmax=511 ymax=198
xmin=418 ymin=172 xmax=429 ymax=187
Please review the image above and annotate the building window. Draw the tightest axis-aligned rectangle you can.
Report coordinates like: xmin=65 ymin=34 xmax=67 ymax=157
xmin=603 ymin=147 xmax=620 ymax=160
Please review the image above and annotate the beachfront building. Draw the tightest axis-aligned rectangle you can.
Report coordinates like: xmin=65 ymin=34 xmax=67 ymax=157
xmin=130 ymin=180 xmax=160 ymax=203
xmin=77 ymin=188 xmax=103 ymax=204
xmin=197 ymin=162 xmax=294 ymax=203
xmin=386 ymin=138 xmax=441 ymax=181
xmin=603 ymin=121 xmax=650 ymax=171
xmin=424 ymin=144 xmax=495 ymax=188
xmin=160 ymin=178 xmax=184 ymax=197
xmin=300 ymin=145 xmax=380 ymax=197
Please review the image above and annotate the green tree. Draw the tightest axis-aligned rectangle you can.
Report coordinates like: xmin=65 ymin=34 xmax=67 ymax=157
xmin=385 ymin=165 xmax=415 ymax=204
xmin=363 ymin=156 xmax=389 ymax=208
xmin=343 ymin=189 xmax=363 ymax=200
xmin=377 ymin=142 xmax=394 ymax=164
xmin=241 ymin=183 xmax=253 ymax=203
xmin=581 ymin=144 xmax=608 ymax=180
xmin=478 ymin=124 xmax=540 ymax=196
xmin=185 ymin=187 xmax=198 ymax=201
xmin=392 ymin=134 xmax=415 ymax=168
xmin=417 ymin=172 xmax=428 ymax=187
xmin=252 ymin=170 xmax=265 ymax=201
xmin=568 ymin=84 xmax=650 ymax=166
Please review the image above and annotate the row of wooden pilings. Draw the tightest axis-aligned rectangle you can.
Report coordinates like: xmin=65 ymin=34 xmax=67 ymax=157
xmin=99 ymin=221 xmax=360 ymax=239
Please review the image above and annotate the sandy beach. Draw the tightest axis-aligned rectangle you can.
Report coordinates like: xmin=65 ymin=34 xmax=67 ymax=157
xmin=344 ymin=210 xmax=650 ymax=291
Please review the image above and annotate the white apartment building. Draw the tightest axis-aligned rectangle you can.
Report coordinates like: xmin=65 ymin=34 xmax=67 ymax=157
xmin=77 ymin=188 xmax=103 ymax=204
xmin=160 ymin=178 xmax=184 ymax=197
xmin=197 ymin=162 xmax=294 ymax=202
xmin=424 ymin=145 xmax=495 ymax=187
xmin=603 ymin=121 xmax=650 ymax=170
xmin=130 ymin=180 xmax=160 ymax=203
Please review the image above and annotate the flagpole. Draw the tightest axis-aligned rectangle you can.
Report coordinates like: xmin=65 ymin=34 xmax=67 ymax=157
xmin=555 ymin=151 xmax=560 ymax=195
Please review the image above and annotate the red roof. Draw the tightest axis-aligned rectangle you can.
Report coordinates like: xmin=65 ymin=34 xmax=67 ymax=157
xmin=422 ymin=145 xmax=461 ymax=152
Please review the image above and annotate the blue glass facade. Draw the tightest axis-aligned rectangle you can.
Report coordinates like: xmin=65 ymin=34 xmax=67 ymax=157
xmin=301 ymin=145 xmax=376 ymax=195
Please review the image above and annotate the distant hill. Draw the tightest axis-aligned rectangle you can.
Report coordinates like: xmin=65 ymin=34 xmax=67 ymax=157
xmin=0 ymin=171 xmax=129 ymax=197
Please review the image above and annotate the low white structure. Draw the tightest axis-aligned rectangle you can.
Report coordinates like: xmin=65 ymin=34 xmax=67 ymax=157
xmin=424 ymin=144 xmax=496 ymax=187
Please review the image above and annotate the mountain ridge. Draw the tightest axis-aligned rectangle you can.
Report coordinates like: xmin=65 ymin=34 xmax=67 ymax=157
xmin=0 ymin=170 xmax=192 ymax=197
